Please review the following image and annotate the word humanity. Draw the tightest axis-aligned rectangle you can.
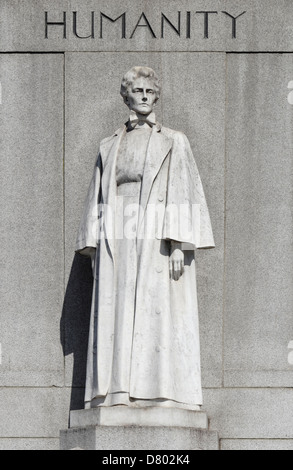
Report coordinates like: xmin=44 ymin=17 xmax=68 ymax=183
xmin=45 ymin=10 xmax=247 ymax=40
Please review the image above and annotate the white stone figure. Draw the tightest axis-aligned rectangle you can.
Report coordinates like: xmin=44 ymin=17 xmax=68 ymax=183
xmin=76 ymin=66 xmax=215 ymax=410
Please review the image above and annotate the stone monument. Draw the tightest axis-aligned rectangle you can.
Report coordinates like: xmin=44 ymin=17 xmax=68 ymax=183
xmin=60 ymin=66 xmax=218 ymax=450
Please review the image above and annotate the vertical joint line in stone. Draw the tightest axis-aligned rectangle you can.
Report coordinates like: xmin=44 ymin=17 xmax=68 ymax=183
xmin=222 ymin=52 xmax=228 ymax=389
xmin=160 ymin=59 xmax=164 ymax=124
xmin=62 ymin=53 xmax=66 ymax=377
xmin=63 ymin=53 xmax=66 ymax=297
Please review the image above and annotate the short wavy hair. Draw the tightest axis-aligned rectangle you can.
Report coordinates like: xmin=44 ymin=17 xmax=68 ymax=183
xmin=120 ymin=66 xmax=161 ymax=104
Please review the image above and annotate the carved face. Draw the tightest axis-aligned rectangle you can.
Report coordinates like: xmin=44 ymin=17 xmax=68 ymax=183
xmin=125 ymin=77 xmax=157 ymax=115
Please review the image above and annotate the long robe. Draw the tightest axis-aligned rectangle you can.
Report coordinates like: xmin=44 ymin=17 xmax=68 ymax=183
xmin=76 ymin=122 xmax=215 ymax=408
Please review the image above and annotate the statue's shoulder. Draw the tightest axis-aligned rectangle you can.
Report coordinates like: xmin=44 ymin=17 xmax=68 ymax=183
xmin=100 ymin=132 xmax=119 ymax=146
xmin=99 ymin=126 xmax=125 ymax=148
xmin=160 ymin=126 xmax=188 ymax=143
xmin=100 ymin=136 xmax=113 ymax=151
xmin=100 ymin=135 xmax=114 ymax=144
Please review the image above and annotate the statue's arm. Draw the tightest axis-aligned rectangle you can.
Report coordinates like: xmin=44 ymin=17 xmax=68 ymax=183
xmin=163 ymin=131 xmax=214 ymax=283
xmin=75 ymin=153 xmax=103 ymax=255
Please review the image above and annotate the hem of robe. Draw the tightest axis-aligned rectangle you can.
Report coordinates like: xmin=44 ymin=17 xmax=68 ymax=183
xmin=85 ymin=393 xmax=201 ymax=411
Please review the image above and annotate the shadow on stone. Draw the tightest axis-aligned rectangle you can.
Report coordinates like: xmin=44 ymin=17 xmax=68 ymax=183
xmin=60 ymin=253 xmax=92 ymax=412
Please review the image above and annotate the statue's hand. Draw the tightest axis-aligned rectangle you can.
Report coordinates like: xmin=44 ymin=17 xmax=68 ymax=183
xmin=169 ymin=241 xmax=184 ymax=281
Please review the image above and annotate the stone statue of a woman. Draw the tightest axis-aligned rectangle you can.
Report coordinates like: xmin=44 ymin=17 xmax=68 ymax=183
xmin=76 ymin=66 xmax=215 ymax=410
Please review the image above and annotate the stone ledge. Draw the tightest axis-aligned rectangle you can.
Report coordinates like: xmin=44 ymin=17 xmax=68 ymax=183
xmin=60 ymin=425 xmax=219 ymax=450
xmin=69 ymin=407 xmax=208 ymax=429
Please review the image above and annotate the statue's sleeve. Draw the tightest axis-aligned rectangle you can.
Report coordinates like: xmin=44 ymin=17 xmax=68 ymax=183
xmin=75 ymin=153 xmax=103 ymax=256
xmin=162 ymin=133 xmax=215 ymax=249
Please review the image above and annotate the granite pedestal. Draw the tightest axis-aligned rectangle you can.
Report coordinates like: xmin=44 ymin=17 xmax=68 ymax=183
xmin=60 ymin=407 xmax=219 ymax=450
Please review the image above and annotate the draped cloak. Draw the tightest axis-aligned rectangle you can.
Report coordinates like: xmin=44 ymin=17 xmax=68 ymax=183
xmin=76 ymin=122 xmax=215 ymax=407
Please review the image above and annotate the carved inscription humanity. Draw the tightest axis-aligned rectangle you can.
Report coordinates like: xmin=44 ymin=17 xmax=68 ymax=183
xmin=44 ymin=11 xmax=247 ymax=40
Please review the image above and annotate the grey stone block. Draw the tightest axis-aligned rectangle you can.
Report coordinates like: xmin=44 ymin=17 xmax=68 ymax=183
xmin=203 ymin=388 xmax=293 ymax=439
xmin=0 ymin=54 xmax=64 ymax=387
xmin=0 ymin=387 xmax=70 ymax=438
xmin=0 ymin=438 xmax=59 ymax=451
xmin=1 ymin=1 xmax=293 ymax=53
xmin=63 ymin=52 xmax=225 ymax=392
xmin=224 ymin=53 xmax=293 ymax=388
xmin=221 ymin=439 xmax=293 ymax=451
xmin=60 ymin=425 xmax=219 ymax=450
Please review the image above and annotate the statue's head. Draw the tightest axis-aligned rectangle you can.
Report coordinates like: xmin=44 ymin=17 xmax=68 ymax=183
xmin=120 ymin=66 xmax=161 ymax=116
